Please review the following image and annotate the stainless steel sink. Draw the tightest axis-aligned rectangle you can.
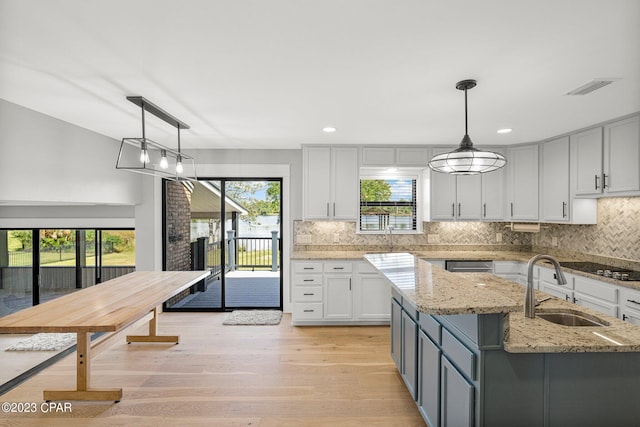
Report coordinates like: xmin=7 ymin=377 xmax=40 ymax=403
xmin=536 ymin=310 xmax=609 ymax=327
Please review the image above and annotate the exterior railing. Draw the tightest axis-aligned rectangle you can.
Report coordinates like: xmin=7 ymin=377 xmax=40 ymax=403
xmin=205 ymin=232 xmax=280 ymax=274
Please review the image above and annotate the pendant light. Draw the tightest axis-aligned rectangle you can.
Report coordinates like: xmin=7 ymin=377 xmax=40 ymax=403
xmin=116 ymin=96 xmax=197 ymax=180
xmin=428 ymin=79 xmax=506 ymax=174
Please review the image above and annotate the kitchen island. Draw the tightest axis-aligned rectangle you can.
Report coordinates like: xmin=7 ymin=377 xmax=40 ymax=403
xmin=364 ymin=252 xmax=640 ymax=427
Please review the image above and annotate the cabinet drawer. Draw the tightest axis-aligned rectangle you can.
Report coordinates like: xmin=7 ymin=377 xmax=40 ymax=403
xmin=294 ymin=303 xmax=323 ymax=320
xmin=324 ymin=262 xmax=353 ymax=273
xmin=294 ymin=286 xmax=322 ymax=302
xmin=294 ymin=262 xmax=323 ymax=274
xmin=293 ymin=275 xmax=323 ymax=286
xmin=574 ymin=276 xmax=617 ymax=303
xmin=493 ymin=261 xmax=520 ymax=275
xmin=419 ymin=315 xmax=441 ymax=344
xmin=441 ymin=329 xmax=475 ymax=380
xmin=540 ymin=267 xmax=572 ymax=288
xmin=357 ymin=261 xmax=379 ymax=274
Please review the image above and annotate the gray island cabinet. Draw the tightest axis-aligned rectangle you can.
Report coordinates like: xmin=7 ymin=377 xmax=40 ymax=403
xmin=367 ymin=253 xmax=640 ymax=427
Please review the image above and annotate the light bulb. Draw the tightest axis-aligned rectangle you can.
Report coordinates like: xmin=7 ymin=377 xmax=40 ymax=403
xmin=160 ymin=150 xmax=168 ymax=169
xmin=139 ymin=148 xmax=150 ymax=163
xmin=176 ymin=155 xmax=184 ymax=174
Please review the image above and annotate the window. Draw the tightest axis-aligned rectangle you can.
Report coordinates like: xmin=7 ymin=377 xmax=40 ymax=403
xmin=359 ymin=176 xmax=419 ymax=232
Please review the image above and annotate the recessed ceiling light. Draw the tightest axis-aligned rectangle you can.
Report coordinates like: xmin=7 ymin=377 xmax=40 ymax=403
xmin=497 ymin=128 xmax=512 ymax=134
xmin=322 ymin=127 xmax=337 ymax=133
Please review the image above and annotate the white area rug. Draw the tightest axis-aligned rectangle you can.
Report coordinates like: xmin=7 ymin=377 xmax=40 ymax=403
xmin=5 ymin=333 xmax=76 ymax=351
xmin=223 ymin=310 xmax=282 ymax=325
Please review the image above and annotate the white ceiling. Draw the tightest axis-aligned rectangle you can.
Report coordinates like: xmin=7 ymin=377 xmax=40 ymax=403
xmin=1 ymin=0 xmax=639 ymax=150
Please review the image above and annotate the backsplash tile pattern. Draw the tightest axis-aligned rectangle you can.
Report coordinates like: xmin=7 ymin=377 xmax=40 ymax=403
xmin=294 ymin=220 xmax=532 ymax=251
xmin=294 ymin=197 xmax=639 ymax=269
xmin=535 ymin=197 xmax=640 ymax=264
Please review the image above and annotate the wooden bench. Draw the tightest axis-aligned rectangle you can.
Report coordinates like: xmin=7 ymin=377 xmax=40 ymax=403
xmin=0 ymin=270 xmax=210 ymax=402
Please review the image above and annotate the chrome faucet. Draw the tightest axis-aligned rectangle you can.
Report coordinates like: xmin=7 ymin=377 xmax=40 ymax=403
xmin=385 ymin=226 xmax=394 ymax=252
xmin=525 ymin=254 xmax=567 ymax=318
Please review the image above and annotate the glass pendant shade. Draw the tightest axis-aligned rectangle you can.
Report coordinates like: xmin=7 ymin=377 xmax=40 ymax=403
xmin=429 ymin=135 xmax=506 ymax=175
xmin=428 ymin=79 xmax=507 ymax=175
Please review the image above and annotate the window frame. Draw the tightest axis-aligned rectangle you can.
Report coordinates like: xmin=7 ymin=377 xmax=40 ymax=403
xmin=357 ymin=169 xmax=424 ymax=234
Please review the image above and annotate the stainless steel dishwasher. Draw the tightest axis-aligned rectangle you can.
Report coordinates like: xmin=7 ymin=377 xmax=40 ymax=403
xmin=444 ymin=260 xmax=493 ymax=273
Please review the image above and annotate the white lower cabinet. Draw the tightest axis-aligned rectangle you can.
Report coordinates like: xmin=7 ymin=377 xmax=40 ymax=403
xmin=292 ymin=260 xmax=390 ymax=325
xmin=572 ymin=275 xmax=618 ymax=317
xmin=493 ymin=261 xmax=531 ymax=287
xmin=355 ymin=262 xmax=391 ymax=320
xmin=618 ymin=287 xmax=640 ymax=325
xmin=538 ymin=266 xmax=573 ymax=301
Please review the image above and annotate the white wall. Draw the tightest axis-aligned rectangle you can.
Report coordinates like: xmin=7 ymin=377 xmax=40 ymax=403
xmin=0 ymin=99 xmax=141 ymax=206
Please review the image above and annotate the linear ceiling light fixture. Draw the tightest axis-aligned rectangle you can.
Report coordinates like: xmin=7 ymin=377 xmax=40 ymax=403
xmin=428 ymin=79 xmax=506 ymax=175
xmin=116 ymin=96 xmax=196 ymax=180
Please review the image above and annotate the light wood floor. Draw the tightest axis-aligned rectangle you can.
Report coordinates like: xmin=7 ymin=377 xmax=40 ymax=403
xmin=1 ymin=313 xmax=425 ymax=426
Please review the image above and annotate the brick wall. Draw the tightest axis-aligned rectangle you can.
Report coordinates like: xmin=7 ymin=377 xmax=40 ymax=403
xmin=165 ymin=181 xmax=192 ymax=270
xmin=164 ymin=181 xmax=192 ymax=306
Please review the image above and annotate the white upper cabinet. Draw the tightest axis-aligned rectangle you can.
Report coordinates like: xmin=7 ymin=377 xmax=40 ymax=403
xmin=303 ymin=146 xmax=359 ymax=220
xmin=541 ymin=137 xmax=570 ymax=222
xmin=604 ymin=115 xmax=640 ymax=194
xmin=430 ymin=148 xmax=481 ymax=221
xmin=572 ymin=115 xmax=640 ymax=196
xmin=507 ymin=144 xmax=539 ymax=221
xmin=361 ymin=146 xmax=430 ymax=167
xmin=481 ymin=148 xmax=505 ymax=221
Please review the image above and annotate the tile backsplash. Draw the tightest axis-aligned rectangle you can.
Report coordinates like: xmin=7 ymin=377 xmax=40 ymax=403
xmin=535 ymin=197 xmax=640 ymax=264
xmin=294 ymin=197 xmax=640 ymax=267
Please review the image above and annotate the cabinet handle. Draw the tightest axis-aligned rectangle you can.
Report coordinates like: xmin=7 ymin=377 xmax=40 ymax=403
xmin=627 ymin=299 xmax=640 ymax=306
xmin=623 ymin=314 xmax=628 ymax=321
xmin=483 ymin=203 xmax=487 ymax=218
xmin=458 ymin=203 xmax=461 ymax=217
xmin=603 ymin=173 xmax=608 ymax=189
xmin=451 ymin=203 xmax=455 ymax=217
xmin=303 ymin=293 xmax=315 ymax=296
xmin=349 ymin=278 xmax=352 ymax=291
xmin=303 ymin=309 xmax=315 ymax=313
xmin=303 ymin=267 xmax=315 ymax=270
xmin=333 ymin=202 xmax=336 ymax=216
xmin=594 ymin=174 xmax=599 ymax=190
xmin=562 ymin=201 xmax=567 ymax=218
xmin=565 ymin=295 xmax=570 ymax=301
xmin=333 ymin=267 xmax=345 ymax=270
xmin=327 ymin=202 xmax=330 ymax=217
xmin=510 ymin=202 xmax=514 ymax=217
xmin=303 ymin=279 xmax=314 ymax=282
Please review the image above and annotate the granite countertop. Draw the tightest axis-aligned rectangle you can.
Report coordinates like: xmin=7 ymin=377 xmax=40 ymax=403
xmin=291 ymin=249 xmax=640 ymax=290
xmin=363 ymin=252 xmax=640 ymax=353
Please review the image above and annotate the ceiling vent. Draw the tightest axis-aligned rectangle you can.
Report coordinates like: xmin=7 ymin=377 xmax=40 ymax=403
xmin=565 ymin=79 xmax=619 ymax=95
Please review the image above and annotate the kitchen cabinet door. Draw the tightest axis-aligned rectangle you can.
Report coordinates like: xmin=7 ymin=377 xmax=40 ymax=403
xmin=430 ymin=148 xmax=481 ymax=221
xmin=302 ymin=146 xmax=358 ymax=220
xmin=508 ymin=144 xmax=539 ymax=221
xmin=324 ymin=275 xmax=353 ymax=320
xmin=303 ymin=147 xmax=332 ymax=219
xmin=541 ymin=137 xmax=570 ymax=221
xmin=571 ymin=127 xmax=603 ymax=196
xmin=603 ymin=115 xmax=640 ymax=194
xmin=331 ymin=147 xmax=359 ymax=219
xmin=391 ymin=298 xmax=402 ymax=370
xmin=355 ymin=273 xmax=391 ymax=320
xmin=456 ymin=174 xmax=482 ymax=220
xmin=430 ymin=154 xmax=457 ymax=221
xmin=418 ymin=330 xmax=441 ymax=427
xmin=401 ymin=310 xmax=419 ymax=401
xmin=441 ymin=355 xmax=474 ymax=427
xmin=481 ymin=148 xmax=505 ymax=220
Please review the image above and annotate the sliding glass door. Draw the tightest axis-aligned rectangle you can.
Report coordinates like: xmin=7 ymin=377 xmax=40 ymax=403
xmin=164 ymin=178 xmax=282 ymax=311
xmin=0 ymin=230 xmax=33 ymax=317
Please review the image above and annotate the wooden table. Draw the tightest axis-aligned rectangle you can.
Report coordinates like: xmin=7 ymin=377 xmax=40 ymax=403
xmin=0 ymin=270 xmax=210 ymax=402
